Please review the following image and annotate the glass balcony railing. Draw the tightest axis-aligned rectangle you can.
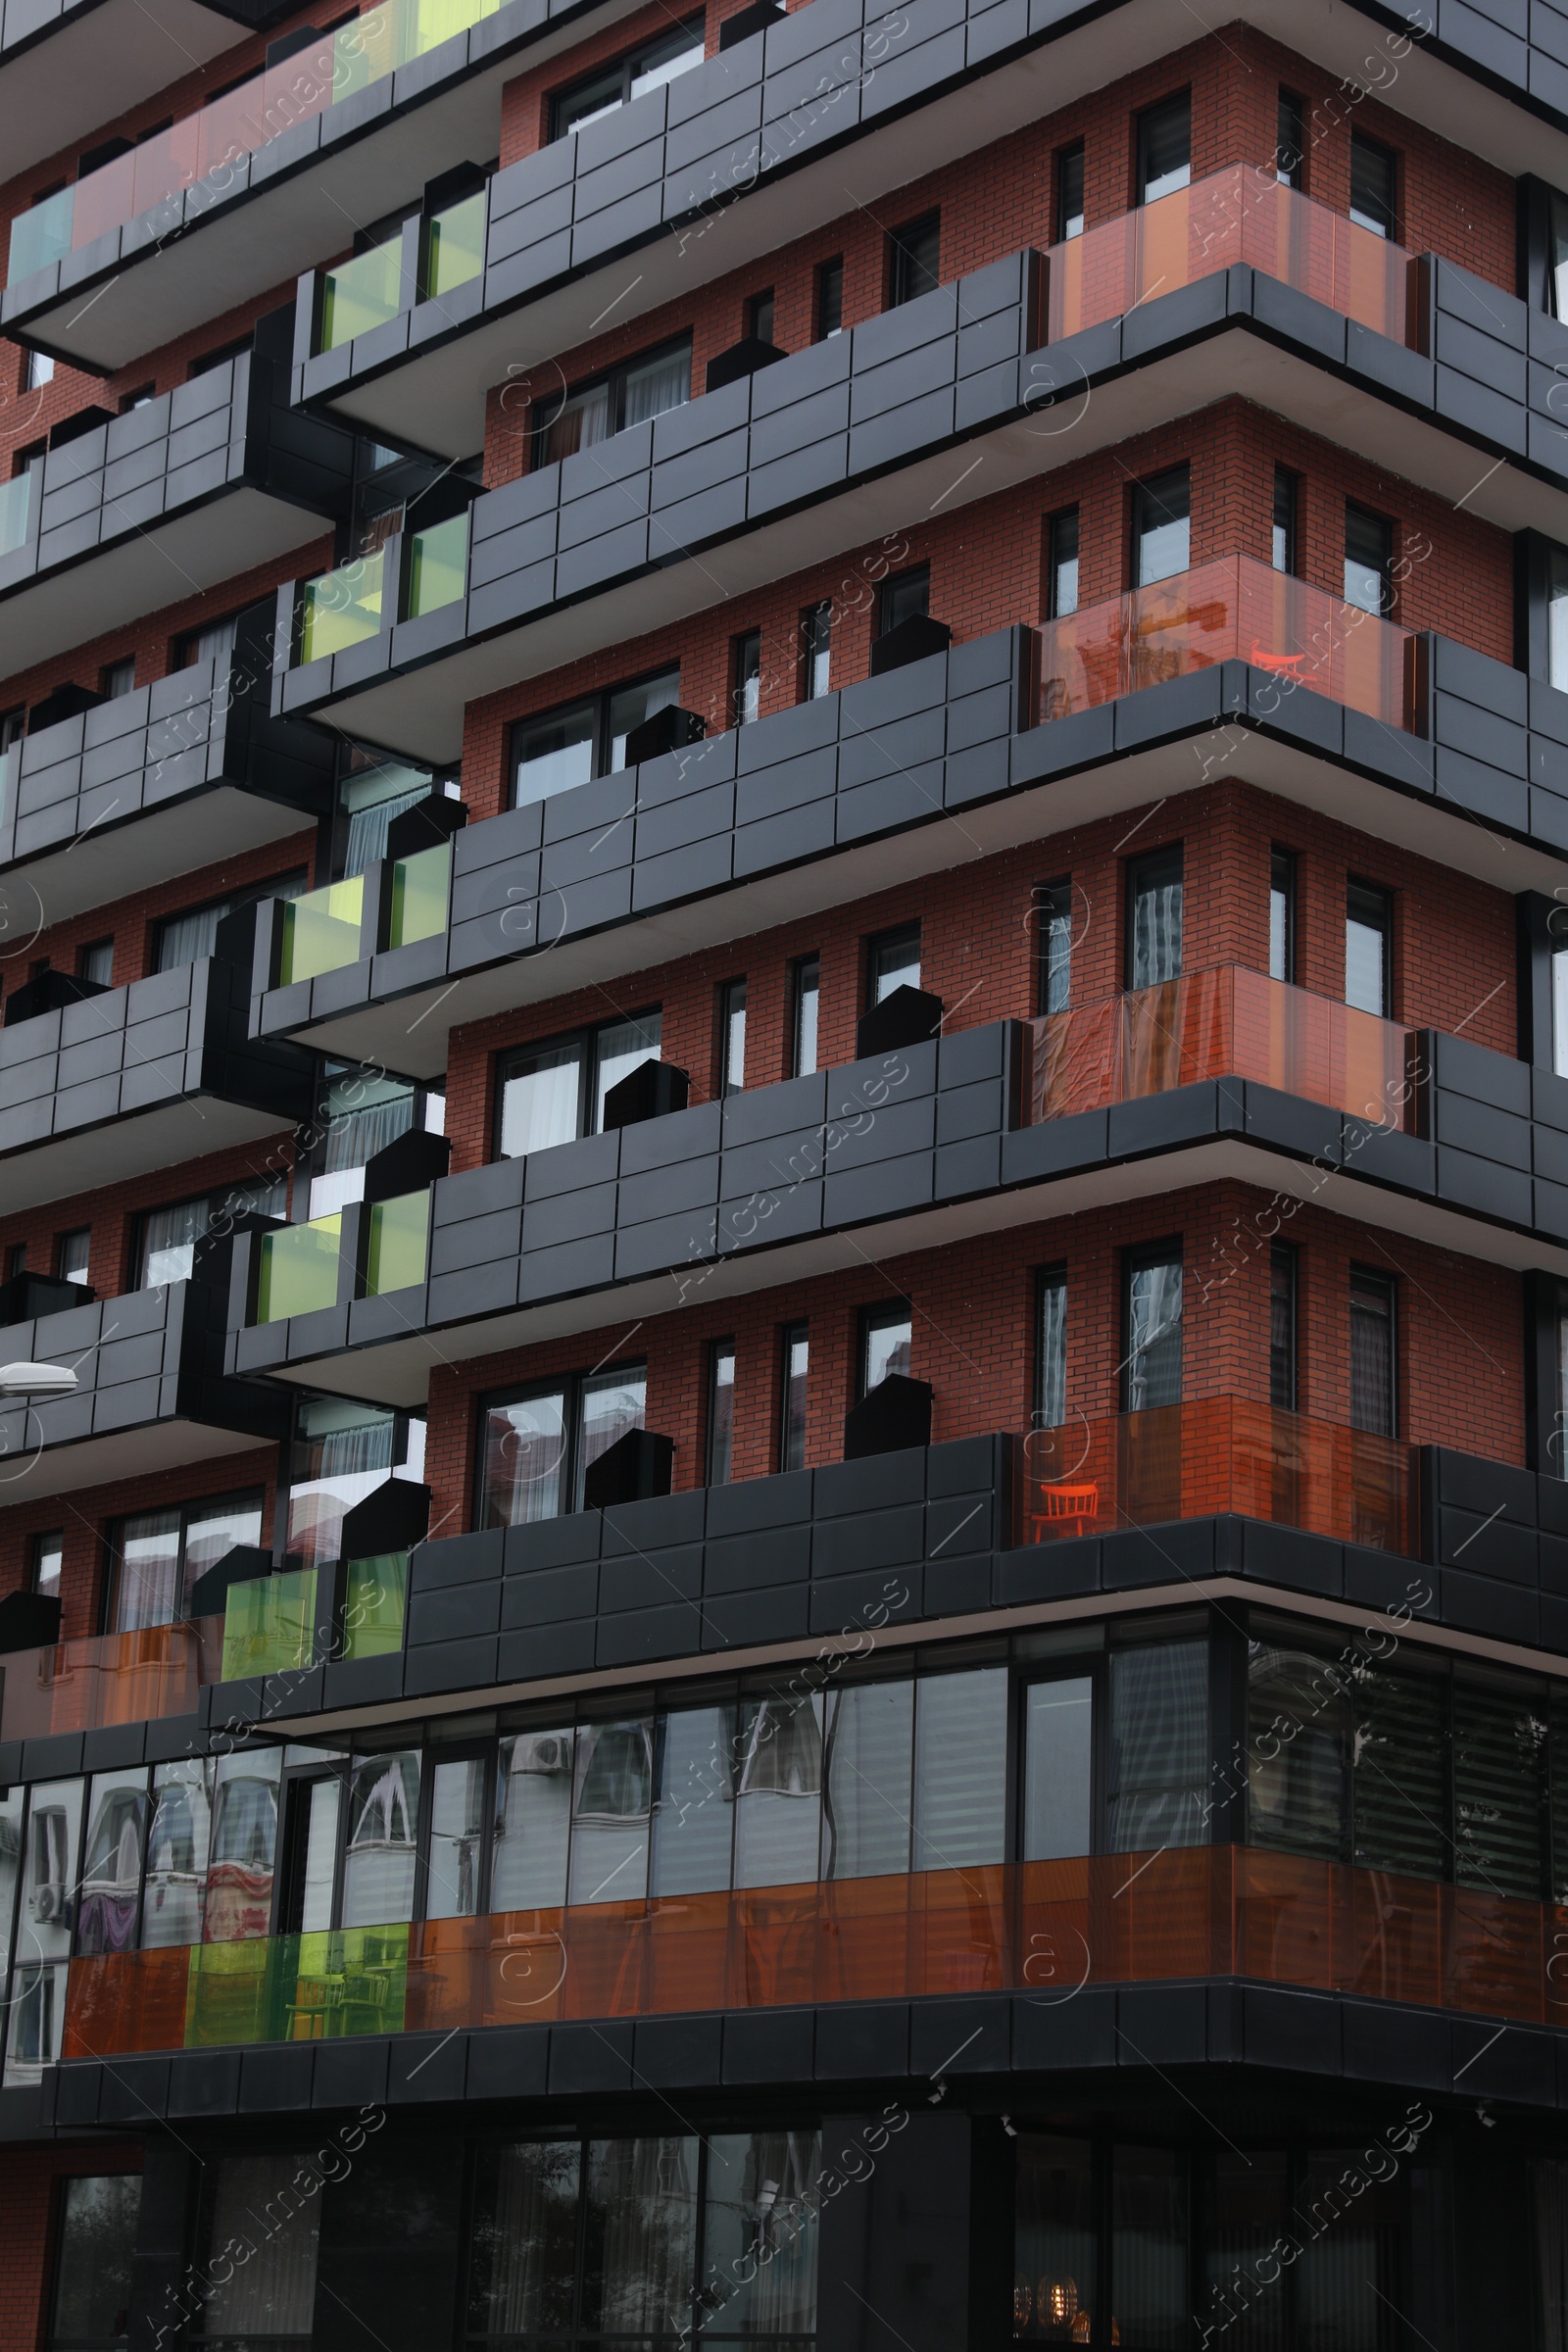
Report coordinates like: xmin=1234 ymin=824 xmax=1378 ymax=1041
xmin=60 ymin=1845 xmax=1568 ymax=2062
xmin=405 ymin=513 xmax=467 ymax=618
xmin=0 ymin=467 xmax=32 ymax=560
xmin=426 ymin=190 xmax=485 ymax=298
xmin=318 ymin=236 xmax=404 ymax=353
xmin=386 ymin=841 xmax=451 ymax=948
xmin=255 ymin=1214 xmax=342 ymax=1322
xmin=1026 ymin=964 xmax=1417 ymax=1130
xmin=342 ymin=1550 xmax=410 ymax=1657
xmin=276 ymin=873 xmax=364 ymax=986
xmin=364 ymin=1191 xmax=429 ymax=1295
xmin=1047 ymin=164 xmax=1413 ymax=345
xmin=1015 ymin=1397 xmax=1417 ymax=1555
xmin=6 ymin=0 xmax=508 ymax=288
xmin=0 ymin=1621 xmax=222 ymax=1742
xmin=1036 ymin=555 xmax=1417 ymax=728
xmin=220 ymin=1565 xmax=318 ymax=1680
xmin=296 ymin=549 xmax=384 ymax=666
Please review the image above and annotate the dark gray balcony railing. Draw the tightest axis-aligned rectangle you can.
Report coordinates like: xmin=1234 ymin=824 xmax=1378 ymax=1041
xmin=0 ymin=1248 xmax=287 ymax=1499
xmin=0 ymin=333 xmax=353 ymax=679
xmin=0 ymin=612 xmax=335 ymax=928
xmin=0 ymin=941 xmax=314 ymax=1212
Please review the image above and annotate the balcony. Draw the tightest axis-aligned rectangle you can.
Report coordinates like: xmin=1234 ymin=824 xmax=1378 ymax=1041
xmin=0 ymin=329 xmax=353 ymax=679
xmin=0 ymin=606 xmax=336 ymax=927
xmin=51 ymin=1844 xmax=1568 ymax=2077
xmin=0 ymin=941 xmax=314 ymax=1212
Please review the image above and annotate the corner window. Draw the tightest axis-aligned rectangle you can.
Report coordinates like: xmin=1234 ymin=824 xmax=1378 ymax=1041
xmin=887 ymin=210 xmax=940 ymax=307
xmin=551 ymin=21 xmax=704 ymax=138
xmin=495 ymin=1011 xmax=661 ymax=1157
xmin=513 ymin=668 xmax=680 ymax=808
xmin=1136 ymin=92 xmax=1190 ymax=204
xmin=537 ymin=337 xmax=691 ymax=467
xmin=285 ymin=1396 xmax=424 ymax=1567
xmin=1276 ymin=88 xmax=1304 ymax=188
xmin=307 ymin=1064 xmax=442 ymax=1220
xmin=1348 ymin=130 xmax=1396 ymax=237
xmin=106 ymin=1491 xmax=264 ymax=1633
xmin=46 ymin=2174 xmax=141 ymax=2352
xmin=1132 ymin=464 xmax=1190 ymax=586
xmin=479 ymin=1363 xmax=647 ymax=1525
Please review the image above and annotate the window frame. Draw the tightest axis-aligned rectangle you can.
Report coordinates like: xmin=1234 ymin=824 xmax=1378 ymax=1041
xmin=1123 ymin=841 xmax=1184 ymax=990
xmin=1135 ymin=89 xmax=1191 ymax=205
xmin=102 ymin=1487 xmax=266 ymax=1634
xmin=530 ymin=332 xmax=693 ymax=470
xmin=876 ymin=562 xmax=930 ymax=637
xmin=730 ymin=625 xmax=760 ymax=727
xmin=493 ymin=1007 xmax=662 ymax=1159
xmin=1349 ymin=1264 xmax=1397 ymax=1438
xmin=1130 ymin=462 xmax=1192 ymax=588
xmin=475 ymin=1360 xmax=649 ymax=1529
xmin=886 ymin=209 xmax=941 ymax=308
xmin=1269 ymin=845 xmax=1297 ymax=984
xmin=1344 ymin=499 xmax=1395 ymax=616
xmin=1034 ymin=877 xmax=1072 ymax=1014
xmin=1054 ymin=139 xmax=1085 ymax=241
xmin=1120 ymin=1241 xmax=1184 ymax=1414
xmin=779 ymin=1320 xmax=809 ymax=1471
xmin=510 ymin=662 xmax=683 ymax=809
xmin=1034 ymin=1260 xmax=1068 ymax=1431
xmin=789 ymin=953 xmax=820 ymax=1077
xmin=814 ymin=254 xmax=844 ymax=339
xmin=1348 ymin=127 xmax=1398 ymax=238
xmin=865 ymin=920 xmax=922 ymax=1009
xmin=706 ymin=1337 xmax=737 ymax=1487
xmin=857 ymin=1298 xmax=913 ymax=1399
xmin=717 ymin=977 xmax=747 ymax=1096
xmin=1345 ymin=875 xmax=1394 ymax=1017
xmin=1271 ymin=465 xmax=1298 ymax=576
xmin=549 ymin=18 xmax=705 ymax=139
xmin=1276 ymin=87 xmax=1305 ymax=188
xmin=800 ymin=600 xmax=832 ymax=699
xmin=1046 ymin=505 xmax=1080 ymax=620
xmin=1269 ymin=1239 xmax=1298 ymax=1412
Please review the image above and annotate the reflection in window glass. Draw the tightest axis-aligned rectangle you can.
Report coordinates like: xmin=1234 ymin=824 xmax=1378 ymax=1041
xmin=1023 ymin=1679 xmax=1093 ymax=1860
xmin=1014 ymin=2135 xmax=1096 ymax=2343
xmin=76 ymin=1769 xmax=149 ymax=1955
xmin=107 ymin=1487 xmax=258 ymax=1623
xmin=1036 ymin=1267 xmax=1067 ymax=1431
xmin=467 ymin=2141 xmax=582 ymax=2336
xmin=1112 ymin=2146 xmax=1188 ymax=2351
xmin=205 ymin=1751 xmax=281 ymax=1943
xmin=498 ymin=1040 xmax=583 ymax=1158
xmin=912 ymin=1669 xmax=1007 ymax=1871
xmin=569 ymin=1719 xmax=654 ymax=1905
xmin=583 ymin=2137 xmax=699 ymax=2336
xmin=427 ymin=1757 xmax=487 ymax=1919
xmin=575 ymin=1365 xmax=647 ymax=1505
xmin=702 ymin=2131 xmax=821 ymax=2336
xmin=47 ymin=2174 xmax=141 ymax=2352
xmin=1248 ymin=1639 xmax=1348 ymax=1860
xmin=821 ymin=1680 xmax=912 ymax=1879
xmin=342 ymin=1751 xmax=420 ymax=1926
xmin=287 ymin=1398 xmax=420 ymax=1568
xmin=1132 ymin=465 xmax=1190 ymax=587
xmin=1297 ymin=2148 xmax=1403 ymax=2346
xmin=594 ymin=1013 xmax=662 ymax=1129
xmin=651 ymin=1706 xmax=734 ymax=1895
xmin=861 ymin=1303 xmax=912 ymax=1393
xmin=607 ymin=671 xmax=679 ymax=770
xmin=482 ymin=1390 xmax=569 ymax=1527
xmin=733 ymin=1695 xmax=822 ymax=1886
xmin=143 ymin=1761 xmax=213 ymax=1948
xmin=1124 ymin=1251 xmax=1183 ymax=1413
xmin=1107 ymin=1643 xmax=1207 ymax=1851
xmin=0 ymin=1788 xmax=22 ymax=2010
xmin=492 ymin=1729 xmax=574 ymax=1910
xmin=514 ymin=700 xmax=596 ymax=808
xmin=1137 ymin=92 xmax=1190 ymax=203
xmin=201 ymin=2152 xmax=320 ymax=2344
xmin=1126 ymin=845 xmax=1183 ymax=990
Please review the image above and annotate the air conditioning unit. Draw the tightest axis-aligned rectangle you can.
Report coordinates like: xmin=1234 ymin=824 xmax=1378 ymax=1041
xmin=32 ymin=1881 xmax=65 ymax=1925
xmin=513 ymin=1732 xmax=571 ymax=1776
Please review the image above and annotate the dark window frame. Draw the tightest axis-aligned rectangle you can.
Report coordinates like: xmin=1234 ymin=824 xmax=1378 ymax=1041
xmin=788 ymin=953 xmax=820 ymax=1078
xmin=1034 ymin=877 xmax=1073 ymax=1015
xmin=102 ymin=1485 xmax=267 ymax=1634
xmin=864 ymin=920 xmax=922 ymax=1010
xmin=886 ymin=209 xmax=941 ymax=308
xmin=858 ymin=1297 xmax=914 ymax=1399
xmin=510 ymin=662 xmax=684 ymax=808
xmin=814 ymin=254 xmax=844 ymax=339
xmin=1054 ymin=140 xmax=1086 ymax=241
xmin=530 ymin=332 xmax=693 ymax=471
xmin=1135 ymin=89 xmax=1191 ymax=205
xmin=706 ymin=1336 xmax=737 ymax=1486
xmin=549 ymin=19 xmax=705 ymax=139
xmin=877 ymin=562 xmax=930 ymax=637
xmin=493 ymin=1007 xmax=663 ymax=1159
xmin=778 ymin=1319 xmax=810 ymax=1471
xmin=475 ymin=1358 xmax=650 ymax=1529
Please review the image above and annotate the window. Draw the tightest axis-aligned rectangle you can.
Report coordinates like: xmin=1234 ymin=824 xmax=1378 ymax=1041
xmin=336 ymin=747 xmax=441 ymax=875
xmin=31 ymin=1531 xmax=62 ymax=1598
xmin=1125 ymin=844 xmax=1183 ymax=989
xmin=718 ymin=978 xmax=746 ymax=1096
xmin=745 ymin=288 xmax=774 ymax=344
xmin=801 ymin=600 xmax=832 ymax=698
xmin=1036 ymin=1264 xmax=1067 ymax=1430
xmin=1022 ymin=1671 xmax=1093 ymax=1860
xmin=1349 ymin=130 xmax=1397 ymax=237
xmin=858 ymin=1299 xmax=911 ymax=1395
xmin=790 ymin=955 xmax=819 ymax=1077
xmin=6 ymin=1243 xmax=25 ymax=1279
xmin=866 ymin=921 xmax=921 ymax=1005
xmin=175 ymin=612 xmax=240 ymax=672
xmin=1122 ymin=1247 xmax=1183 ymax=1411
xmin=1046 ymin=507 xmax=1079 ymax=618
xmin=536 ymin=338 xmax=691 ymax=466
xmin=708 ymin=1340 xmax=736 ymax=1484
xmin=1550 ymin=542 xmax=1568 ymax=693
xmin=1270 ymin=1240 xmax=1298 ymax=1410
xmin=478 ymin=1362 xmax=647 ymax=1524
xmin=496 ymin=1011 xmax=661 ymax=1156
xmin=56 ymin=1229 xmax=90 ymax=1285
xmin=77 ymin=939 xmax=113 ymax=988
xmin=0 ymin=708 xmax=24 ymax=754
xmin=551 ymin=21 xmax=704 ymax=137
xmin=878 ymin=562 xmax=930 ymax=636
xmin=136 ymin=1175 xmax=286 ymax=1289
xmin=1137 ymin=92 xmax=1190 ymax=204
xmin=1276 ymin=87 xmax=1305 ymax=187
xmin=779 ymin=1323 xmax=809 ymax=1470
xmin=100 ymin=657 xmax=134 ymax=700
xmin=46 ymin=2174 xmax=141 ymax=2352
xmin=119 ymin=384 xmax=154 ymax=412
xmin=1344 ymin=502 xmax=1393 ymax=615
xmin=1349 ymin=1267 xmax=1396 ymax=1436
xmin=197 ymin=2153 xmax=320 ymax=2345
xmin=24 ymin=348 xmax=53 ymax=391
xmin=731 ymin=626 xmax=760 ymax=726
xmin=887 ymin=209 xmax=940 ymax=306
xmin=307 ymin=1064 xmax=442 ymax=1219
xmin=106 ymin=1490 xmax=264 ymax=1632
xmin=466 ymin=2131 xmax=820 ymax=2349
xmin=1035 ymin=878 xmax=1072 ymax=1013
xmin=1108 ymin=1637 xmax=1207 ymax=1846
xmin=188 ymin=333 xmax=251 ymax=377
xmin=1271 ymin=466 xmax=1298 ymax=574
xmin=815 ymin=255 xmax=844 ymax=339
xmin=1132 ymin=464 xmax=1190 ymax=586
xmin=155 ymin=869 xmax=307 ymax=971
xmin=285 ymin=1396 xmax=424 ymax=1567
xmin=1055 ymin=140 xmax=1085 ymax=240
xmin=1268 ymin=846 xmax=1295 ymax=983
xmin=513 ymin=668 xmax=680 ymax=808
xmin=1345 ymin=878 xmax=1392 ymax=1015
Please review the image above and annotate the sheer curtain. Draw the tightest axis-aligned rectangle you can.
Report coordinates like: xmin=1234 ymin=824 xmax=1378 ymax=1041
xmin=702 ymin=2130 xmax=821 ymax=2337
xmin=584 ymin=2136 xmax=698 ymax=2336
xmin=622 ymin=346 xmax=690 ymax=429
xmin=469 ymin=2141 xmax=581 ymax=2335
xmin=498 ymin=1045 xmax=583 ymax=1158
xmin=200 ymin=2151 xmax=320 ymax=2342
xmin=111 ymin=1509 xmax=182 ymax=1632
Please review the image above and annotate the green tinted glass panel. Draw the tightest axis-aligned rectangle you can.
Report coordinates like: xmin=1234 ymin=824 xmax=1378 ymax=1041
xmin=0 ymin=469 xmax=30 ymax=559
xmin=406 ymin=514 xmax=467 ymax=618
xmin=220 ymin=1567 xmax=318 ymax=1681
xmin=184 ymin=1935 xmax=276 ymax=2048
xmin=318 ymin=236 xmax=403 ymax=352
xmin=343 ymin=1552 xmax=409 ymax=1659
xmin=387 ymin=843 xmax=450 ymax=948
xmin=277 ymin=875 xmax=364 ymax=986
xmin=8 ymin=188 xmax=74 ymax=286
xmin=298 ymin=551 xmax=383 ymax=666
xmin=427 ymin=192 xmax=485 ymax=296
xmin=255 ymin=1216 xmax=342 ymax=1323
xmin=184 ymin=1923 xmax=410 ymax=2047
xmin=365 ymin=1193 xmax=429 ymax=1296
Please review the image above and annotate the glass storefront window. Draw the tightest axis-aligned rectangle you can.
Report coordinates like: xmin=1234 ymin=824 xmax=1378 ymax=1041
xmin=199 ymin=2152 xmax=320 ymax=2343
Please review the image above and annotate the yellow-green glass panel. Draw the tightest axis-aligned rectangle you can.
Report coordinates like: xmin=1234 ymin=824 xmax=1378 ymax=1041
xmin=405 ymin=514 xmax=466 ymax=619
xmin=342 ymin=1551 xmax=409 ymax=1659
xmin=184 ymin=1935 xmax=279 ymax=2049
xmin=287 ymin=1926 xmax=410 ymax=2039
xmin=220 ymin=1566 xmax=318 ymax=1680
xmin=277 ymin=873 xmax=364 ymax=986
xmin=255 ymin=1218 xmax=342 ymax=1325
xmin=298 ymin=550 xmax=383 ymax=666
xmin=426 ymin=192 xmax=484 ymax=296
xmin=386 ymin=842 xmax=450 ymax=949
xmin=365 ymin=1193 xmax=429 ymax=1297
xmin=318 ymin=236 xmax=403 ymax=352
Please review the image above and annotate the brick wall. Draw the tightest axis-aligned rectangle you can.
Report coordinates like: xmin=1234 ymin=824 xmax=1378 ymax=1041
xmin=0 ymin=2145 xmax=139 ymax=2352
